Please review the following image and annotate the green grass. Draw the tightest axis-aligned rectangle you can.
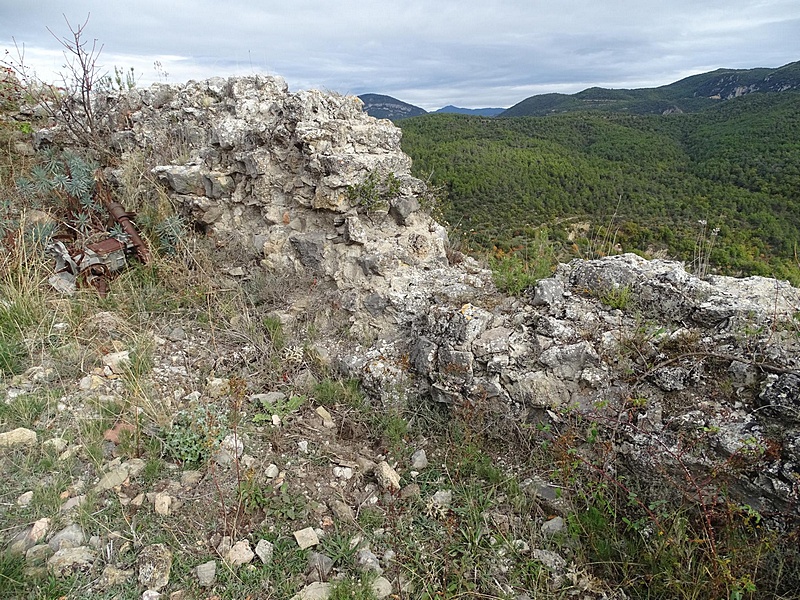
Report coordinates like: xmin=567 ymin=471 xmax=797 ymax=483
xmin=488 ymin=229 xmax=558 ymax=296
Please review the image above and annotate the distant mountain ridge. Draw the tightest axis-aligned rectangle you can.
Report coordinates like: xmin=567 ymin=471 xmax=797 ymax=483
xmin=501 ymin=60 xmax=800 ymax=117
xmin=357 ymin=94 xmax=427 ymax=120
xmin=435 ymin=105 xmax=505 ymax=117
xmin=358 ymin=95 xmax=506 ymax=120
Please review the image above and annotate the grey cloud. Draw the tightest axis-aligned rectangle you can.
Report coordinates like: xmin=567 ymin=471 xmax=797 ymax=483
xmin=1 ymin=0 xmax=798 ymax=110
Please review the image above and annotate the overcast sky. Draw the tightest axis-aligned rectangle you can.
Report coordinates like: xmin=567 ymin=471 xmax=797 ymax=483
xmin=2 ymin=1 xmax=798 ymax=110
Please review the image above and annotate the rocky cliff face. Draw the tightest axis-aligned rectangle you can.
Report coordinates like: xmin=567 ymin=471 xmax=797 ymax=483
xmin=105 ymin=76 xmax=800 ymax=522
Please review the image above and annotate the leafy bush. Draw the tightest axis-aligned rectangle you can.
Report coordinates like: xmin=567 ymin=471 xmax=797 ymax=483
xmin=163 ymin=405 xmax=228 ymax=466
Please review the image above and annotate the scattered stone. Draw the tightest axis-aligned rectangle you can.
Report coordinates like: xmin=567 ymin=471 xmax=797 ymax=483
xmin=371 ymin=576 xmax=393 ymax=598
xmin=60 ymin=495 xmax=87 ymax=513
xmin=356 ymin=547 xmax=383 ymax=574
xmin=375 ymin=461 xmax=401 ymax=491
xmin=25 ymin=544 xmax=54 ymax=566
xmin=100 ymin=565 xmax=135 ymax=588
xmin=291 ymin=581 xmax=332 ymax=600
xmin=315 ymin=406 xmax=335 ymax=428
xmin=17 ymin=490 xmax=34 ymax=507
xmin=294 ymin=527 xmax=320 ymax=550
xmin=306 ymin=552 xmax=334 ymax=581
xmin=298 ymin=440 xmax=310 ymax=453
xmin=533 ymin=548 xmax=567 ymax=572
xmin=227 ymin=539 xmax=255 ymax=567
xmin=95 ymin=458 xmax=145 ymax=492
xmin=216 ymin=536 xmax=232 ymax=557
xmin=430 ymin=489 xmax=452 ymax=509
xmin=0 ymin=427 xmax=37 ymax=447
xmin=541 ymin=516 xmax=566 ymax=536
xmin=42 ymin=437 xmax=68 ymax=453
xmin=48 ymin=523 xmax=84 ymax=551
xmin=330 ymin=500 xmax=355 ymax=522
xmin=47 ymin=546 xmax=96 ymax=576
xmin=195 ymin=560 xmax=216 ymax=587
xmin=142 ymin=591 xmax=161 ymax=600
xmin=181 ymin=470 xmax=202 ymax=486
xmin=79 ymin=374 xmax=105 ymax=391
xmin=102 ymin=350 xmax=131 ymax=373
xmin=255 ymin=539 xmax=274 ymax=564
xmin=205 ymin=377 xmax=230 ymax=398
xmin=410 ymin=449 xmax=428 ymax=470
xmin=400 ymin=484 xmax=421 ymax=500
xmin=137 ymin=543 xmax=173 ymax=591
xmin=154 ymin=492 xmax=172 ymax=515
xmin=333 ymin=466 xmax=353 ymax=479
xmin=265 ymin=463 xmax=280 ymax=478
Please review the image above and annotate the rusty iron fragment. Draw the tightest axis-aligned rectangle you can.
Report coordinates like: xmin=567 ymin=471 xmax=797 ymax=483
xmin=46 ymin=172 xmax=151 ymax=295
xmin=104 ymin=200 xmax=151 ymax=265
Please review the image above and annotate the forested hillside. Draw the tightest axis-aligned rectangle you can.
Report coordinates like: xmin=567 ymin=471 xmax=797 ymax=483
xmin=500 ymin=61 xmax=800 ymax=116
xmin=399 ymin=91 xmax=800 ymax=283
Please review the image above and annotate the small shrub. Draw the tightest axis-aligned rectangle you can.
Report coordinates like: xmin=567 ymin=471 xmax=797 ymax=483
xmin=163 ymin=404 xmax=228 ymax=466
xmin=346 ymin=171 xmax=401 ymax=213
xmin=262 ymin=315 xmax=285 ymax=351
xmin=329 ymin=577 xmax=378 ymax=600
xmin=312 ymin=377 xmax=363 ymax=407
xmin=599 ymin=285 xmax=631 ymax=310
xmin=252 ymin=394 xmax=306 ymax=423
xmin=489 ymin=229 xmax=557 ymax=296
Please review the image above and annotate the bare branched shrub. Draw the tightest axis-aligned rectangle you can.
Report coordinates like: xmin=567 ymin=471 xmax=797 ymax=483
xmin=2 ymin=14 xmax=112 ymax=153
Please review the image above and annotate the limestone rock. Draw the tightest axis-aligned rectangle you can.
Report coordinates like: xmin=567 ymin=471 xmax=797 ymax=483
xmin=293 ymin=527 xmax=320 ymax=550
xmin=291 ymin=582 xmax=332 ymax=600
xmin=375 ymin=461 xmax=401 ymax=491
xmin=758 ymin=374 xmax=800 ymax=423
xmin=195 ymin=560 xmax=216 ymax=587
xmin=356 ymin=547 xmax=383 ymax=574
xmin=410 ymin=449 xmax=428 ymax=470
xmin=25 ymin=544 xmax=53 ymax=566
xmin=255 ymin=539 xmax=274 ymax=564
xmin=99 ymin=565 xmax=135 ymax=588
xmin=137 ymin=543 xmax=173 ymax=591
xmin=0 ymin=427 xmax=37 ymax=447
xmin=371 ymin=576 xmax=393 ymax=598
xmin=227 ymin=540 xmax=255 ymax=567
xmin=541 ymin=516 xmax=566 ymax=536
xmin=47 ymin=546 xmax=96 ymax=577
xmin=48 ymin=523 xmax=84 ymax=551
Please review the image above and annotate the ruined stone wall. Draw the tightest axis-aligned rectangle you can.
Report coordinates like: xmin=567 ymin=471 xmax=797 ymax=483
xmin=105 ymin=77 xmax=800 ymax=521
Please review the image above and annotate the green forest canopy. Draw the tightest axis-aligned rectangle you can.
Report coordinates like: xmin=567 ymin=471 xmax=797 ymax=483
xmin=399 ymin=92 xmax=800 ymax=283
